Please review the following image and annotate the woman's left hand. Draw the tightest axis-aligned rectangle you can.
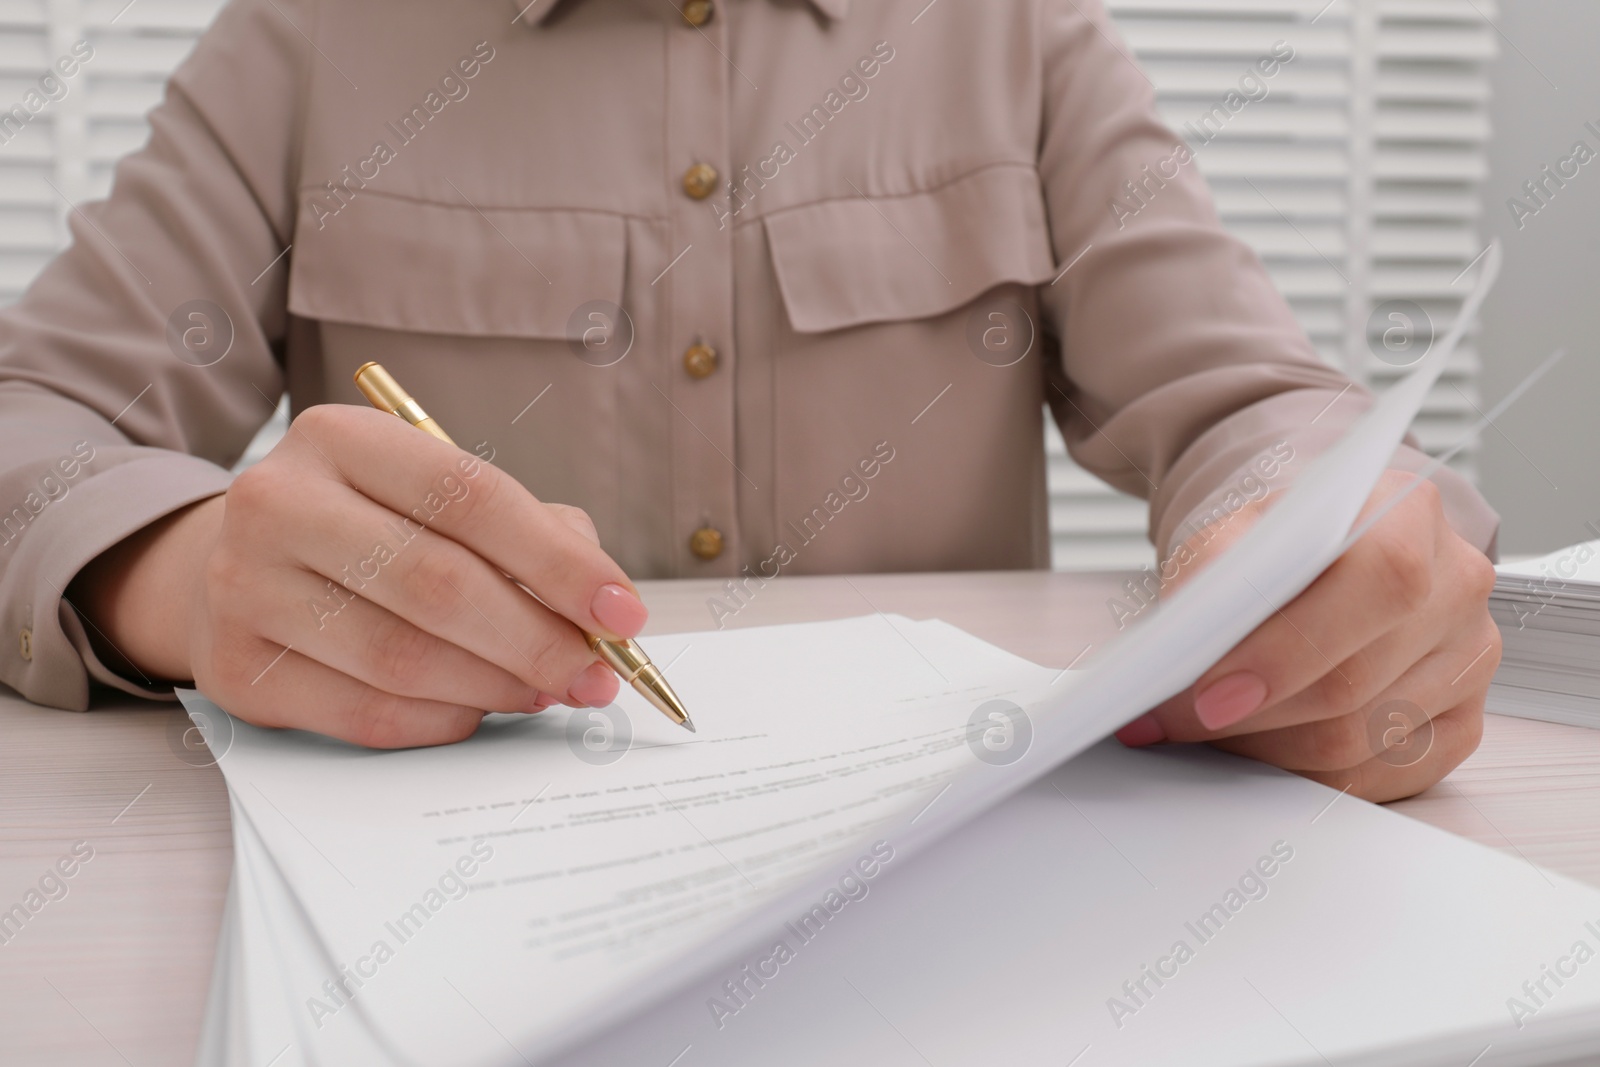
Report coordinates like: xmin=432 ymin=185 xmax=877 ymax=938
xmin=1117 ymin=469 xmax=1501 ymax=802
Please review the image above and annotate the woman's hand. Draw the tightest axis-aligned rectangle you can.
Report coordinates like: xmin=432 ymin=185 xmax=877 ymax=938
xmin=71 ymin=405 xmax=647 ymax=748
xmin=1117 ymin=469 xmax=1501 ymax=802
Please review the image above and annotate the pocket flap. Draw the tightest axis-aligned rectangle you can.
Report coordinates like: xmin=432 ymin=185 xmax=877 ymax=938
xmin=288 ymin=192 xmax=625 ymax=339
xmin=763 ymin=164 xmax=1057 ymax=335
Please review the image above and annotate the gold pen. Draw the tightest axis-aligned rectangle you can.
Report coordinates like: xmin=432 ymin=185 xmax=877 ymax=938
xmin=352 ymin=361 xmax=695 ymax=733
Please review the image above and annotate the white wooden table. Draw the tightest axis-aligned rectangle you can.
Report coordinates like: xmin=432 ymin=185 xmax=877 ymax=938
xmin=3 ymin=570 xmax=1598 ymax=1065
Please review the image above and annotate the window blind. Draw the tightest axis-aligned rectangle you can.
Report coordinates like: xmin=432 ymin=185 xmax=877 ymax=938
xmin=1051 ymin=0 xmax=1496 ymax=569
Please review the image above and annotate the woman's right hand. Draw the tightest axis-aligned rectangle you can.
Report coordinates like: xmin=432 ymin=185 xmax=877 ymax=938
xmin=71 ymin=404 xmax=648 ymax=748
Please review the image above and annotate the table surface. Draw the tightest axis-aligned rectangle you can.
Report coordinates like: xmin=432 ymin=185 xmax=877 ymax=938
xmin=4 ymin=570 xmax=1600 ymax=1066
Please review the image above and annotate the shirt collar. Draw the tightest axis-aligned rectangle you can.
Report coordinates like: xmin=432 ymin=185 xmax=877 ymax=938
xmin=510 ymin=0 xmax=852 ymax=26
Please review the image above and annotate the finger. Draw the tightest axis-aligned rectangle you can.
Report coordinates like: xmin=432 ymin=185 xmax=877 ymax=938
xmin=1296 ymin=697 xmax=1486 ymax=804
xmin=548 ymin=503 xmax=601 ymax=546
xmin=287 ymin=406 xmax=647 ymax=640
xmin=1207 ymin=624 xmax=1497 ymax=772
xmin=245 ymin=565 xmax=555 ymax=712
xmin=1151 ymin=611 xmax=1443 ymax=742
xmin=198 ymin=635 xmax=487 ymax=749
xmin=1183 ymin=485 xmax=1441 ymax=732
xmin=1179 ymin=515 xmax=1494 ymax=741
xmin=255 ymin=475 xmax=615 ymax=706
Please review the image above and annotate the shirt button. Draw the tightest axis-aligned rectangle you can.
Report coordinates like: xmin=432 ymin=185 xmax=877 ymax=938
xmin=18 ymin=628 xmax=32 ymax=662
xmin=682 ymin=163 xmax=718 ymax=200
xmin=681 ymin=0 xmax=714 ymax=26
xmin=683 ymin=343 xmax=718 ymax=379
xmin=689 ymin=526 xmax=724 ymax=561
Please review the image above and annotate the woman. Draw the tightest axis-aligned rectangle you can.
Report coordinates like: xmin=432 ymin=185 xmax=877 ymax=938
xmin=0 ymin=0 xmax=1500 ymax=800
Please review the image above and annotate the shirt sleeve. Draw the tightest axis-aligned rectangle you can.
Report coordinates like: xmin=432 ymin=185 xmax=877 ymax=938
xmin=1032 ymin=0 xmax=1499 ymax=561
xmin=0 ymin=0 xmax=313 ymax=709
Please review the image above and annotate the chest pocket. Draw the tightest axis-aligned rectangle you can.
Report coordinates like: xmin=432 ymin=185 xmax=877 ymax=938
xmin=287 ymin=191 xmax=625 ymax=340
xmin=284 ymin=191 xmax=631 ymax=537
xmin=761 ymin=163 xmax=1058 ymax=335
xmin=751 ymin=163 xmax=1061 ymax=575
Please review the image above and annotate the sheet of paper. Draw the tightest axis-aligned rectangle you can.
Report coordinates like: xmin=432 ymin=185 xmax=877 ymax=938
xmin=882 ymin=240 xmax=1506 ymax=880
xmin=187 ymin=246 xmax=1507 ymax=1065
xmin=185 ymin=616 xmax=1061 ymax=1065
xmin=1498 ymin=539 xmax=1600 ymax=585
xmin=516 ymin=240 xmax=1510 ymax=1059
xmin=193 ymin=859 xmax=236 ymax=1065
xmin=540 ymin=742 xmax=1600 ymax=1067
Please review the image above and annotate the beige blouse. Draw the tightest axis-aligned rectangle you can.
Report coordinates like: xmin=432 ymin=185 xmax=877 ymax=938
xmin=0 ymin=0 xmax=1497 ymax=709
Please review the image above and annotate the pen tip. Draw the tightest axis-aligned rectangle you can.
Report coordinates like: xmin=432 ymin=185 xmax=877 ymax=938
xmin=629 ymin=660 xmax=694 ymax=734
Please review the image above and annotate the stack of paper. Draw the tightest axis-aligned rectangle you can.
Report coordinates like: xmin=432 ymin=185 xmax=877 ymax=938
xmin=183 ymin=619 xmax=1600 ymax=1067
xmin=182 ymin=614 xmax=1067 ymax=1065
xmin=1490 ymin=536 xmax=1600 ymax=728
xmin=180 ymin=245 xmax=1600 ymax=1065
xmin=554 ymin=738 xmax=1600 ymax=1067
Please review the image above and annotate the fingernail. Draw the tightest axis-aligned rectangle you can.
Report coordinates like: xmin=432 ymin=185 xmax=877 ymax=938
xmin=1194 ymin=671 xmax=1269 ymax=731
xmin=1115 ymin=713 xmax=1166 ymax=748
xmin=521 ymin=692 xmax=556 ymax=714
xmin=567 ymin=661 xmax=619 ymax=708
xmin=590 ymin=583 xmax=648 ymax=639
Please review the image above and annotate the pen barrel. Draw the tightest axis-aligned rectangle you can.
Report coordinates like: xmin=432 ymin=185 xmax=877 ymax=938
xmin=353 ymin=362 xmax=456 ymax=445
xmin=353 ymin=361 xmax=409 ymax=413
xmin=586 ymin=635 xmax=689 ymax=727
xmin=409 ymin=416 xmax=456 ymax=446
xmin=631 ymin=663 xmax=670 ymax=697
xmin=588 ymin=635 xmax=650 ymax=684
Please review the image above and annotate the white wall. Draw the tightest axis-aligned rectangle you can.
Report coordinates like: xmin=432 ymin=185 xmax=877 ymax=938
xmin=1478 ymin=0 xmax=1600 ymax=556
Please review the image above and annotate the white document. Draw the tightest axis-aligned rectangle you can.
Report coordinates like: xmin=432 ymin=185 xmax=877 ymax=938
xmin=1498 ymin=540 xmax=1600 ymax=586
xmin=184 ymin=615 xmax=1063 ymax=1065
xmin=188 ymin=615 xmax=1600 ymax=1067
xmin=541 ymin=741 xmax=1600 ymax=1067
xmin=185 ymin=249 xmax=1560 ymax=1066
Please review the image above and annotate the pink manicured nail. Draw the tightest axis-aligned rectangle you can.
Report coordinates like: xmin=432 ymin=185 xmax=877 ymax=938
xmin=590 ymin=583 xmax=648 ymax=639
xmin=1194 ymin=671 xmax=1269 ymax=730
xmin=567 ymin=661 xmax=619 ymax=708
xmin=1115 ymin=713 xmax=1166 ymax=748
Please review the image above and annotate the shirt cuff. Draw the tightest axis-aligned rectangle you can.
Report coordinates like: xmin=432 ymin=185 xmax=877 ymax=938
xmin=1 ymin=453 xmax=231 ymax=710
